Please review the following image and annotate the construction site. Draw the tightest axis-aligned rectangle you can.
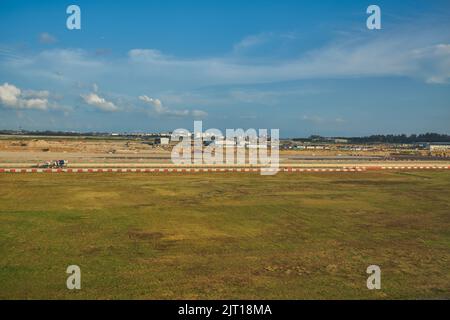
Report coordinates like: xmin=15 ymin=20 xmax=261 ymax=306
xmin=0 ymin=135 xmax=449 ymax=172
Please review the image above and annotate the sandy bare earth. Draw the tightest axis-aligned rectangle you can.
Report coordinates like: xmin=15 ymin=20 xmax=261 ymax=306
xmin=0 ymin=138 xmax=449 ymax=169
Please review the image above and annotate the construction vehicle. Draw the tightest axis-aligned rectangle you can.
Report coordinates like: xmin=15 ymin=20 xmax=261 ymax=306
xmin=38 ymin=160 xmax=69 ymax=168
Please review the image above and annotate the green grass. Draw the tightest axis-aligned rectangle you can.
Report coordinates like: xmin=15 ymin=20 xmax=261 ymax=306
xmin=0 ymin=171 xmax=449 ymax=299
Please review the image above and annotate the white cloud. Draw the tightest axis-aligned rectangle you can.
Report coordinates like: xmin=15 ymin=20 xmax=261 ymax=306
xmin=22 ymin=89 xmax=50 ymax=99
xmin=23 ymin=98 xmax=48 ymax=109
xmin=0 ymin=83 xmax=20 ymax=106
xmin=191 ymin=109 xmax=208 ymax=118
xmin=0 ymin=25 xmax=448 ymax=123
xmin=0 ymin=83 xmax=49 ymax=110
xmin=82 ymin=93 xmax=118 ymax=112
xmin=126 ymin=44 xmax=448 ymax=87
xmin=39 ymin=32 xmax=57 ymax=44
xmin=3 ymin=26 xmax=449 ymax=97
xmin=125 ymin=28 xmax=450 ymax=86
xmin=3 ymin=49 xmax=106 ymax=86
xmin=233 ymin=33 xmax=272 ymax=52
xmin=139 ymin=95 xmax=164 ymax=113
xmin=411 ymin=44 xmax=450 ymax=84
xmin=128 ymin=49 xmax=164 ymax=60
xmin=139 ymin=95 xmax=206 ymax=118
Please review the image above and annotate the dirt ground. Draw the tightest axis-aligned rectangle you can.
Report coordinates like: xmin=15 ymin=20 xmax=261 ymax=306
xmin=0 ymin=137 xmax=171 ymax=165
xmin=0 ymin=137 xmax=449 ymax=168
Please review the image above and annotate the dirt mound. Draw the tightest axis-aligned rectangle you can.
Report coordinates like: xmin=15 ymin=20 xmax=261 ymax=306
xmin=27 ymin=139 xmax=50 ymax=148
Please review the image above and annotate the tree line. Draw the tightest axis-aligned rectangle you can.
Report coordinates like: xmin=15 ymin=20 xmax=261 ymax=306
xmin=346 ymin=133 xmax=450 ymax=144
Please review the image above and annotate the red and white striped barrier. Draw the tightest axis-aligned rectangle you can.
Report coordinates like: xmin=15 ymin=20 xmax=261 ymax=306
xmin=0 ymin=166 xmax=449 ymax=173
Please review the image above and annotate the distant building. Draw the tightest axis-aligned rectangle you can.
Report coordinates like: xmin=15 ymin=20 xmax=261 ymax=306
xmin=155 ymin=137 xmax=170 ymax=145
xmin=429 ymin=143 xmax=450 ymax=152
xmin=212 ymin=139 xmax=236 ymax=147
xmin=247 ymin=144 xmax=267 ymax=149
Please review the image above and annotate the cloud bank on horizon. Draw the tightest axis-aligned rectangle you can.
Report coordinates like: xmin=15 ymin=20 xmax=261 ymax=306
xmin=0 ymin=0 xmax=449 ymax=136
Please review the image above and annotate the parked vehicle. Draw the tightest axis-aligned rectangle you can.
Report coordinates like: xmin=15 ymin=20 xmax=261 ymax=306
xmin=38 ymin=160 xmax=69 ymax=168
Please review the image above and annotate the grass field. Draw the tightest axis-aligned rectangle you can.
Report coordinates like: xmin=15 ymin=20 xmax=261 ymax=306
xmin=0 ymin=171 xmax=449 ymax=299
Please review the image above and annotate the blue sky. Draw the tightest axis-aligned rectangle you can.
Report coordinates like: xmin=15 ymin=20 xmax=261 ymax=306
xmin=0 ymin=0 xmax=449 ymax=137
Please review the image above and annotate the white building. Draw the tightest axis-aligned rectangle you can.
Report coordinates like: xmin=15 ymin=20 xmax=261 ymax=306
xmin=155 ymin=137 xmax=170 ymax=145
xmin=212 ymin=139 xmax=236 ymax=147
xmin=429 ymin=143 xmax=450 ymax=151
